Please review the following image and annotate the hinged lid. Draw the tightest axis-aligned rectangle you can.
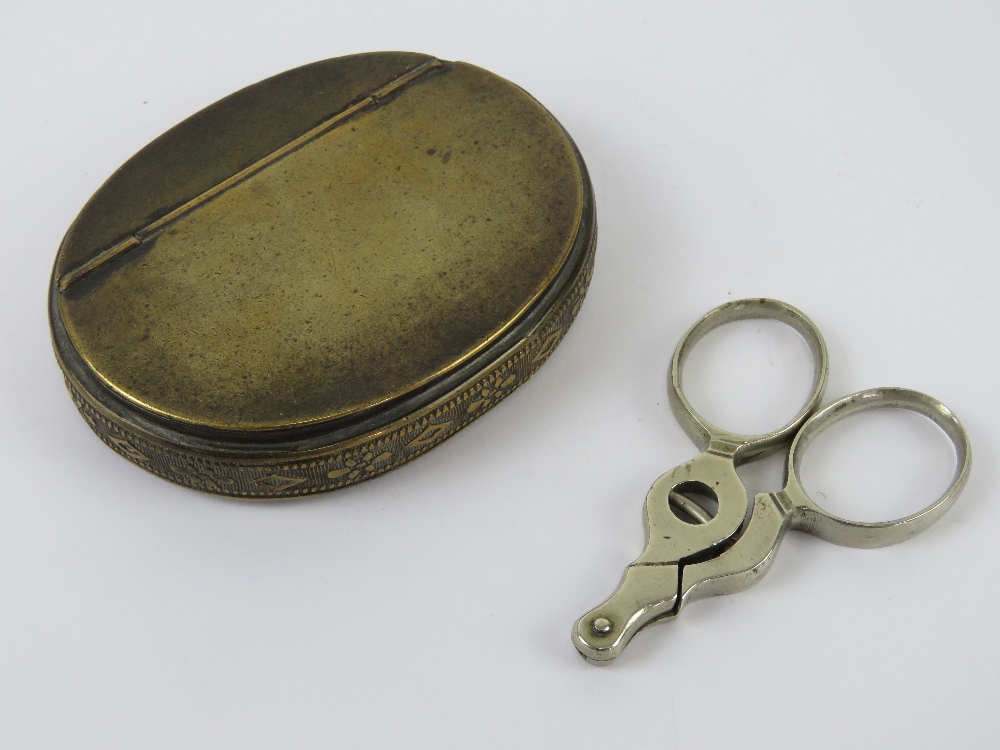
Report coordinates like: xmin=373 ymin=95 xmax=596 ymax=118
xmin=50 ymin=51 xmax=596 ymax=497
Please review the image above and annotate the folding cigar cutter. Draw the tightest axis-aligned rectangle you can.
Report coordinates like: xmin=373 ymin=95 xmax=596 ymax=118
xmin=573 ymin=298 xmax=971 ymax=665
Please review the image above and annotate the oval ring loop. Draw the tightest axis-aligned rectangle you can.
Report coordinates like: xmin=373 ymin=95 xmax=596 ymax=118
xmin=668 ymin=298 xmax=830 ymax=465
xmin=784 ymin=387 xmax=972 ymax=548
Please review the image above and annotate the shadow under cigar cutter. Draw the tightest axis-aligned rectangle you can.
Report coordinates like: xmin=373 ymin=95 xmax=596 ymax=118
xmin=572 ymin=299 xmax=971 ymax=665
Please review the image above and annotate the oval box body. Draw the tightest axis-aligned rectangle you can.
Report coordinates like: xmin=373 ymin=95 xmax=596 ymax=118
xmin=50 ymin=52 xmax=596 ymax=498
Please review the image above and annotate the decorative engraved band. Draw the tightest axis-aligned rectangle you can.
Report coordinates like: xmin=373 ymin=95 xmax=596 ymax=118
xmin=60 ymin=235 xmax=595 ymax=499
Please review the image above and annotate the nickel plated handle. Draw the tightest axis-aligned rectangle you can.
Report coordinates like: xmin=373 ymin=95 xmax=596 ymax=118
xmin=573 ymin=299 xmax=830 ymax=665
xmin=669 ymin=297 xmax=830 ymax=464
xmin=675 ymin=387 xmax=970 ymax=652
xmin=785 ymin=387 xmax=972 ymax=546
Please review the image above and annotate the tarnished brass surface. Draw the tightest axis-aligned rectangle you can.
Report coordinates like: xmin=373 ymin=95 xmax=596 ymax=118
xmin=50 ymin=52 xmax=596 ymax=496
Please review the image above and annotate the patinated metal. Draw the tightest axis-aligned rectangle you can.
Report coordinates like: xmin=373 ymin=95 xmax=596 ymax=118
xmin=50 ymin=52 xmax=596 ymax=497
xmin=573 ymin=299 xmax=971 ymax=665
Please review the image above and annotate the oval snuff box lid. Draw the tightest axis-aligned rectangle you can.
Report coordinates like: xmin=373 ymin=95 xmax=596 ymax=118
xmin=50 ymin=51 xmax=596 ymax=498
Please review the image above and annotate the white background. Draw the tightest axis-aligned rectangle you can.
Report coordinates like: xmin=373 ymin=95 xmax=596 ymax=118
xmin=2 ymin=2 xmax=998 ymax=747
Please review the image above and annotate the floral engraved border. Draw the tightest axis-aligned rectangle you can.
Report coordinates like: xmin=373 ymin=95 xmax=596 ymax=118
xmin=63 ymin=239 xmax=595 ymax=499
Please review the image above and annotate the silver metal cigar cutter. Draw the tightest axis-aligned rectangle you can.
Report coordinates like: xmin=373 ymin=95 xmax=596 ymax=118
xmin=573 ymin=298 xmax=971 ymax=665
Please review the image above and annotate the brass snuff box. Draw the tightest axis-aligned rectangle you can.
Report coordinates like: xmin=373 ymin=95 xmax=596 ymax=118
xmin=50 ymin=52 xmax=596 ymax=498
